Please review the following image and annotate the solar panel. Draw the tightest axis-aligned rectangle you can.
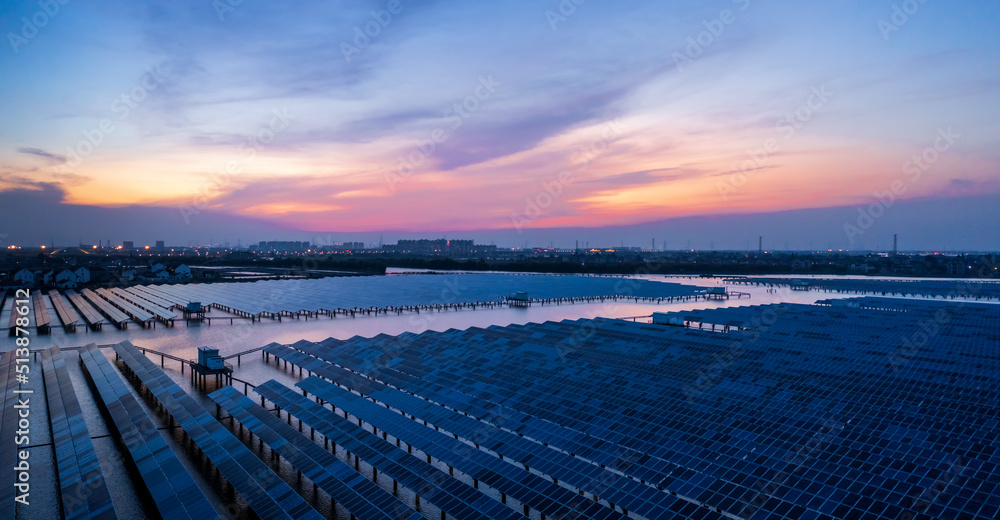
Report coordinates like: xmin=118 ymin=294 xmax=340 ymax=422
xmin=31 ymin=291 xmax=51 ymax=331
xmin=283 ymin=378 xmax=632 ymax=520
xmin=726 ymin=277 xmax=1000 ymax=300
xmin=264 ymin=343 xmax=730 ymax=519
xmin=95 ymin=288 xmax=154 ymax=324
xmin=256 ymin=298 xmax=999 ymax=520
xmin=48 ymin=290 xmax=81 ymax=331
xmin=116 ymin=287 xmax=178 ymax=322
xmin=79 ymin=289 xmax=129 ymax=327
xmin=110 ymin=341 xmax=324 ymax=520
xmin=40 ymin=347 xmax=115 ymax=519
xmin=133 ymin=274 xmax=711 ymax=319
xmin=209 ymin=386 xmax=427 ymax=520
xmin=64 ymin=290 xmax=107 ymax=329
xmin=79 ymin=344 xmax=216 ymax=519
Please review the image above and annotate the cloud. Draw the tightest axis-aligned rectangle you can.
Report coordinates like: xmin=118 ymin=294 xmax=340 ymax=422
xmin=17 ymin=147 xmax=66 ymax=164
xmin=581 ymin=168 xmax=709 ymax=187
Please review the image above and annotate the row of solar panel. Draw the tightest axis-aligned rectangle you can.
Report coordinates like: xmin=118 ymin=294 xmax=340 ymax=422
xmin=130 ymin=274 xmax=707 ymax=317
xmin=40 ymin=347 xmax=115 ymax=519
xmin=726 ymin=277 xmax=1000 ymax=299
xmin=263 ymin=302 xmax=998 ymax=519
xmin=263 ymin=342 xmax=735 ymax=519
xmin=111 ymin=341 xmax=326 ymax=520
xmin=79 ymin=344 xmax=216 ymax=518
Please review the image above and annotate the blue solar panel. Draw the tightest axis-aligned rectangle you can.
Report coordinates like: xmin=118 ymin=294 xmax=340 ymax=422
xmin=256 ymin=299 xmax=999 ymax=519
xmin=79 ymin=344 xmax=216 ymax=518
xmin=264 ymin=343 xmax=729 ymax=519
xmin=726 ymin=277 xmax=1000 ymax=300
xmin=111 ymin=341 xmax=324 ymax=520
xmin=212 ymin=387 xmax=504 ymax=520
xmin=134 ymin=273 xmax=710 ymax=318
xmin=40 ymin=346 xmax=115 ymax=520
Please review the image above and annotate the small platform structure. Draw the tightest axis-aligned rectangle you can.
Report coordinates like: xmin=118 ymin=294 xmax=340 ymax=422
xmin=506 ymin=291 xmax=531 ymax=307
xmin=790 ymin=279 xmax=813 ymax=291
xmin=183 ymin=301 xmax=206 ymax=321
xmin=190 ymin=346 xmax=232 ymax=390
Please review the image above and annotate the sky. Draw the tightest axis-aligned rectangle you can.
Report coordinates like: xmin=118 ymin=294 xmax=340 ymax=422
xmin=1 ymin=0 xmax=999 ymax=249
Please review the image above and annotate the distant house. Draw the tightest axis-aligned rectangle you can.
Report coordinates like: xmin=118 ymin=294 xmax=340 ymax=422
xmin=173 ymin=264 xmax=192 ymax=280
xmin=13 ymin=269 xmax=35 ymax=286
xmin=155 ymin=270 xmax=172 ymax=281
xmin=151 ymin=263 xmax=167 ymax=273
xmin=56 ymin=269 xmax=78 ymax=289
xmin=42 ymin=271 xmax=54 ymax=285
xmin=121 ymin=269 xmax=137 ymax=282
xmin=74 ymin=267 xmax=91 ymax=284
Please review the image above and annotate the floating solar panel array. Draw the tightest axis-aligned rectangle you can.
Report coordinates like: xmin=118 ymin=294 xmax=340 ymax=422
xmin=64 ymin=290 xmax=107 ymax=330
xmin=251 ymin=299 xmax=999 ymax=519
xmin=95 ymin=288 xmax=155 ymax=327
xmin=32 ymin=291 xmax=52 ymax=334
xmin=817 ymin=296 xmax=1000 ymax=314
xmin=79 ymin=344 xmax=216 ymax=518
xmin=132 ymin=274 xmax=711 ymax=319
xmin=79 ymin=289 xmax=130 ymax=329
xmin=40 ymin=347 xmax=116 ymax=519
xmin=725 ymin=277 xmax=1000 ymax=300
xmin=111 ymin=341 xmax=326 ymax=520
xmin=107 ymin=287 xmax=178 ymax=325
xmin=209 ymin=386 xmax=426 ymax=520
xmin=49 ymin=290 xmax=81 ymax=332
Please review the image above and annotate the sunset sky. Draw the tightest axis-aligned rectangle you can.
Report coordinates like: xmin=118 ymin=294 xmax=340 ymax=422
xmin=1 ymin=1 xmax=999 ymax=248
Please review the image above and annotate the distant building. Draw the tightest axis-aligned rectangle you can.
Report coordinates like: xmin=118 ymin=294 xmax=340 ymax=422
xmin=13 ymin=268 xmax=35 ymax=286
xmin=257 ymin=241 xmax=311 ymax=252
xmin=123 ymin=241 xmax=134 ymax=249
xmin=155 ymin=240 xmax=165 ymax=249
xmin=56 ymin=269 xmax=78 ymax=289
xmin=173 ymin=264 xmax=192 ymax=279
xmin=391 ymin=239 xmax=495 ymax=256
xmin=74 ymin=267 xmax=91 ymax=284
